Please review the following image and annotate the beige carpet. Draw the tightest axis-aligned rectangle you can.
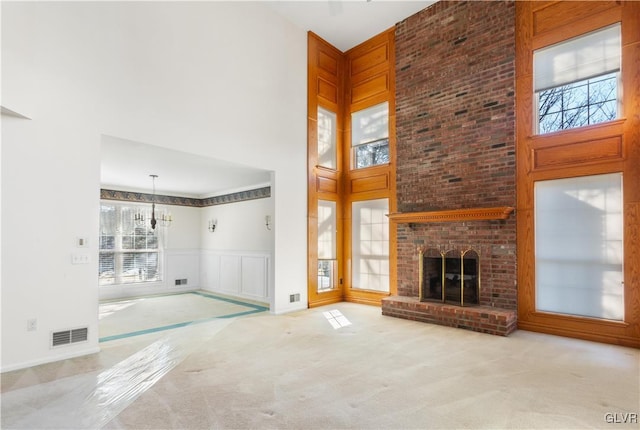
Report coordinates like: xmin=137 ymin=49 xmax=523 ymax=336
xmin=98 ymin=291 xmax=267 ymax=341
xmin=2 ymin=299 xmax=638 ymax=429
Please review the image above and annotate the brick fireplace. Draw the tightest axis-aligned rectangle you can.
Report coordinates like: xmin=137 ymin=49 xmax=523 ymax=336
xmin=381 ymin=0 xmax=517 ymax=336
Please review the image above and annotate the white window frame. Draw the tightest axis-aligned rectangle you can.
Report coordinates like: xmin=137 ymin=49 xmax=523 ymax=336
xmin=99 ymin=201 xmax=164 ymax=287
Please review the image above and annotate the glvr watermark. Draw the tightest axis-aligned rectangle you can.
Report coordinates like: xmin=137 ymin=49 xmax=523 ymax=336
xmin=605 ymin=412 xmax=638 ymax=424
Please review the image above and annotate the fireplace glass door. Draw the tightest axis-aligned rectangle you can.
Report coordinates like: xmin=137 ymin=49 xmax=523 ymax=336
xmin=535 ymin=173 xmax=624 ymax=320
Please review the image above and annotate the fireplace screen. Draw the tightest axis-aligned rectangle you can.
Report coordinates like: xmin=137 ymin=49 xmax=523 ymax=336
xmin=419 ymin=248 xmax=480 ymax=306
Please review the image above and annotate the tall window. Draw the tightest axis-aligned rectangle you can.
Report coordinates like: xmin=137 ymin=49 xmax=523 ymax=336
xmin=534 ymin=24 xmax=621 ymax=134
xmin=351 ymin=198 xmax=389 ymax=292
xmin=317 ymin=200 xmax=338 ymax=291
xmin=99 ymin=203 xmax=163 ymax=286
xmin=351 ymin=102 xmax=389 ymax=169
xmin=318 ymin=107 xmax=337 ymax=169
xmin=535 ymin=173 xmax=624 ymax=320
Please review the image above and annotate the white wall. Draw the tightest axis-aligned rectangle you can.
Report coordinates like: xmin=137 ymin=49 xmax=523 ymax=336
xmin=1 ymin=1 xmax=307 ymax=371
xmin=201 ymin=197 xmax=273 ymax=252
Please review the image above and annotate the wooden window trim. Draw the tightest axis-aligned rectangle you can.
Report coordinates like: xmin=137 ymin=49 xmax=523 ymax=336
xmin=516 ymin=1 xmax=640 ymax=348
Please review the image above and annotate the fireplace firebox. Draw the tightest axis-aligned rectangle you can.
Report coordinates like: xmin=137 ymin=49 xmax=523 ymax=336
xmin=419 ymin=248 xmax=479 ymax=306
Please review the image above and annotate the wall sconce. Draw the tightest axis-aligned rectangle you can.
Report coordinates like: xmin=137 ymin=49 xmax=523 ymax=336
xmin=208 ymin=219 xmax=217 ymax=233
xmin=265 ymin=215 xmax=272 ymax=230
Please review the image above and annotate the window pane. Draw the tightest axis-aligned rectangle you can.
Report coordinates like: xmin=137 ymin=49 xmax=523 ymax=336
xmin=100 ymin=204 xmax=118 ymax=254
xmin=535 ymin=173 xmax=624 ymax=320
xmin=100 ymin=235 xmax=115 ymax=250
xmin=318 ymin=107 xmax=337 ymax=169
xmin=534 ymin=24 xmax=620 ymax=91
xmin=352 ymin=199 xmax=389 ymax=293
xmin=121 ymin=252 xmax=160 ymax=283
xmin=122 ymin=235 xmax=134 ymax=249
xmin=318 ymin=200 xmax=337 ymax=292
xmin=352 ymin=102 xmax=388 ymax=147
xmin=537 ymin=73 xmax=617 ymax=134
xmin=539 ymin=112 xmax=561 ymax=135
xmin=318 ymin=200 xmax=336 ymax=259
xmin=99 ymin=202 xmax=162 ymax=286
xmin=354 ymin=139 xmax=389 ymax=169
xmin=318 ymin=260 xmax=337 ymax=292
xmin=99 ymin=252 xmax=115 ymax=285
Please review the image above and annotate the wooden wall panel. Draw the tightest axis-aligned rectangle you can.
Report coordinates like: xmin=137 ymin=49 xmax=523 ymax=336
xmin=307 ymin=33 xmax=344 ymax=308
xmin=516 ymin=1 xmax=640 ymax=348
xmin=351 ymin=74 xmax=389 ymax=105
xmin=344 ymin=28 xmax=396 ymax=303
xmin=317 ymin=176 xmax=338 ymax=194
xmin=317 ymin=78 xmax=338 ymax=105
xmin=310 ymin=29 xmax=398 ymax=308
xmin=532 ymin=136 xmax=622 ymax=169
xmin=350 ymin=173 xmax=388 ymax=194
xmin=532 ymin=5 xmax=620 ymax=50
xmin=318 ymin=49 xmax=338 ymax=75
xmin=625 ymin=203 xmax=640 ymax=341
xmin=350 ymin=43 xmax=388 ymax=77
xmin=533 ymin=1 xmax=617 ymax=36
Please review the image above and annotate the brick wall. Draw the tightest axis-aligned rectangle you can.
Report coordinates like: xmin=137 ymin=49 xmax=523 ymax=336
xmin=394 ymin=0 xmax=517 ymax=310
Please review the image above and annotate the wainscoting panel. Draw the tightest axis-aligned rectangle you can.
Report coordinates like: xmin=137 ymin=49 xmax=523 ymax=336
xmin=165 ymin=250 xmax=201 ymax=289
xmin=200 ymin=250 xmax=270 ymax=303
xmin=240 ymin=256 xmax=268 ymax=299
xmin=219 ymin=255 xmax=242 ymax=295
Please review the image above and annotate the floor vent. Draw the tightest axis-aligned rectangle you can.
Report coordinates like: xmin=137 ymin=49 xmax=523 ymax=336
xmin=52 ymin=327 xmax=88 ymax=347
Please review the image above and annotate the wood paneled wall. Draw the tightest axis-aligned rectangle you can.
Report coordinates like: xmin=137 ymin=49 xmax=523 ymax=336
xmin=307 ymin=30 xmax=396 ymax=307
xmin=307 ymin=34 xmax=345 ymax=307
xmin=516 ymin=1 xmax=640 ymax=347
xmin=344 ymin=29 xmax=397 ymax=306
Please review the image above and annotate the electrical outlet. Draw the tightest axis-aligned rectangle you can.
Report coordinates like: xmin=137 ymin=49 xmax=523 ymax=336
xmin=27 ymin=318 xmax=37 ymax=331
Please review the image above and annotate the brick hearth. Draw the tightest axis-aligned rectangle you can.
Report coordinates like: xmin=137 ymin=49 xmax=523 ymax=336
xmin=382 ymin=296 xmax=517 ymax=337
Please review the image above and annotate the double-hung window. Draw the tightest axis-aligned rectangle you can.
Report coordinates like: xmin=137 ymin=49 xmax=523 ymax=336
xmin=99 ymin=202 xmax=163 ymax=286
xmin=534 ymin=24 xmax=621 ymax=134
xmin=318 ymin=107 xmax=337 ymax=169
xmin=351 ymin=102 xmax=389 ymax=169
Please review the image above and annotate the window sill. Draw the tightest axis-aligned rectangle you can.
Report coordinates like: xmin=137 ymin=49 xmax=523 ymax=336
xmin=528 ymin=118 xmax=625 ymax=147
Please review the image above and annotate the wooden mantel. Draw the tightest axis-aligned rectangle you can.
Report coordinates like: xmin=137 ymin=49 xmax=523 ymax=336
xmin=387 ymin=206 xmax=514 ymax=223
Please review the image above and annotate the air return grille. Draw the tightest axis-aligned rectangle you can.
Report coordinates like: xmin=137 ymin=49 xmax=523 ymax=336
xmin=51 ymin=327 xmax=88 ymax=347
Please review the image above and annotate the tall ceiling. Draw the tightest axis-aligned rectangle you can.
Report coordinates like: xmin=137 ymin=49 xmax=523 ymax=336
xmin=101 ymin=0 xmax=435 ymax=197
xmin=101 ymin=136 xmax=272 ymax=198
xmin=266 ymin=1 xmax=435 ymax=52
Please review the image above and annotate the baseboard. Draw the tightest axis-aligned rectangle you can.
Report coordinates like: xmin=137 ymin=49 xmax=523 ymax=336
xmin=1 ymin=346 xmax=101 ymax=373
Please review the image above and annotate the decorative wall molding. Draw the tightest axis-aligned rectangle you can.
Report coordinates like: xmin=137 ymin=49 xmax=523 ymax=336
xmin=101 ymin=186 xmax=271 ymax=207
xmin=200 ymin=186 xmax=271 ymax=207
xmin=388 ymin=207 xmax=515 ymax=224
xmin=200 ymin=250 xmax=271 ymax=303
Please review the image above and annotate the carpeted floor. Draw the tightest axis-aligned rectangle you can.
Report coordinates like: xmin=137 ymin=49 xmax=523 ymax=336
xmin=98 ymin=291 xmax=268 ymax=341
xmin=1 ymin=298 xmax=638 ymax=429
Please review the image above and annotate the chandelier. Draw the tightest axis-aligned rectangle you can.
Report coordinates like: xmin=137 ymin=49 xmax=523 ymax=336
xmin=134 ymin=174 xmax=173 ymax=229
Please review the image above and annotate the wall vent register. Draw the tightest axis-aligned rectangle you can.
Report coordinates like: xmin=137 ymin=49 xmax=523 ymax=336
xmin=51 ymin=327 xmax=88 ymax=347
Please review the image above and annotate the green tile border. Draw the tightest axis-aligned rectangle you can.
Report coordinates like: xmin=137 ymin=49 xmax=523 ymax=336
xmin=99 ymin=292 xmax=268 ymax=342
